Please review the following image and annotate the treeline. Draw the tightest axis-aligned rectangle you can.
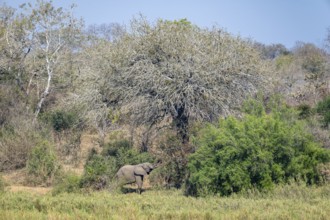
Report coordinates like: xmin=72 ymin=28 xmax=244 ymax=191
xmin=0 ymin=1 xmax=329 ymax=196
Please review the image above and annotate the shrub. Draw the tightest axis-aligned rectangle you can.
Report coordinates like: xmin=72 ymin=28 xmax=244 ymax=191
xmin=0 ymin=116 xmax=51 ymax=171
xmin=297 ymin=104 xmax=314 ymax=119
xmin=26 ymin=141 xmax=60 ymax=186
xmin=42 ymin=110 xmax=78 ymax=132
xmin=80 ymin=149 xmax=116 ymax=190
xmin=317 ymin=96 xmax=330 ymax=128
xmin=186 ymin=104 xmax=330 ymax=196
xmin=52 ymin=172 xmax=82 ymax=195
xmin=275 ymin=54 xmax=294 ymax=69
xmin=150 ymin=133 xmax=189 ymax=188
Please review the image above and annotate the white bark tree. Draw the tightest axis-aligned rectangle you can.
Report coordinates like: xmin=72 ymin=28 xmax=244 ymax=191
xmin=24 ymin=0 xmax=81 ymax=120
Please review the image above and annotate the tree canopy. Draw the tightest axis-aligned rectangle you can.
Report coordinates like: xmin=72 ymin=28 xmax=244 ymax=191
xmin=81 ymin=18 xmax=271 ymax=143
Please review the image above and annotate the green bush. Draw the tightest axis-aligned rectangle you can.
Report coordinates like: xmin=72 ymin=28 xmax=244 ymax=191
xmin=41 ymin=110 xmax=78 ymax=132
xmin=52 ymin=172 xmax=82 ymax=195
xmin=186 ymin=103 xmax=330 ymax=196
xmin=26 ymin=141 xmax=60 ymax=186
xmin=297 ymin=104 xmax=314 ymax=119
xmin=80 ymin=149 xmax=116 ymax=190
xmin=317 ymin=96 xmax=330 ymax=128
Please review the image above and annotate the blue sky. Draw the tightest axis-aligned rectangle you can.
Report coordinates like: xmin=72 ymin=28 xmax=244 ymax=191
xmin=3 ymin=0 xmax=330 ymax=49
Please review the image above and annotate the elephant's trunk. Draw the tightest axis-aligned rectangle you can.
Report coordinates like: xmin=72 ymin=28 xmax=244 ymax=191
xmin=153 ymin=159 xmax=162 ymax=168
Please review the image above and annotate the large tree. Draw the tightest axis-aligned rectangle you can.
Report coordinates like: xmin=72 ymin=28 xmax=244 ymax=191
xmin=27 ymin=0 xmax=82 ymax=119
xmin=1 ymin=1 xmax=82 ymax=119
xmin=79 ymin=18 xmax=271 ymax=143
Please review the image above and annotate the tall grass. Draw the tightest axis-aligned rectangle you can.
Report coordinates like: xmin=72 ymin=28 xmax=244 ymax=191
xmin=1 ymin=183 xmax=330 ymax=219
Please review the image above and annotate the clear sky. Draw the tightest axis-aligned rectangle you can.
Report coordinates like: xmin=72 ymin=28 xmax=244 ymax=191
xmin=3 ymin=0 xmax=330 ymax=49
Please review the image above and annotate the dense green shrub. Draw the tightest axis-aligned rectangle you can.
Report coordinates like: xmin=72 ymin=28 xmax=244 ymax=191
xmin=297 ymin=104 xmax=314 ymax=119
xmin=26 ymin=141 xmax=60 ymax=186
xmin=41 ymin=110 xmax=78 ymax=132
xmin=186 ymin=103 xmax=330 ymax=196
xmin=80 ymin=140 xmax=154 ymax=190
xmin=317 ymin=96 xmax=330 ymax=128
xmin=52 ymin=172 xmax=82 ymax=195
xmin=80 ymin=149 xmax=116 ymax=190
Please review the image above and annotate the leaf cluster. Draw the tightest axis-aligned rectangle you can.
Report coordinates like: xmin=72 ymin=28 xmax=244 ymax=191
xmin=41 ymin=110 xmax=78 ymax=132
xmin=316 ymin=96 xmax=330 ymax=128
xmin=186 ymin=99 xmax=330 ymax=196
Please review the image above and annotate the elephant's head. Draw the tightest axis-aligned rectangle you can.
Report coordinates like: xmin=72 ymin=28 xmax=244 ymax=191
xmin=135 ymin=162 xmax=154 ymax=176
xmin=142 ymin=162 xmax=154 ymax=174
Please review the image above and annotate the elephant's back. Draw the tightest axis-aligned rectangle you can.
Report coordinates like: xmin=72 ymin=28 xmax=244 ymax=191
xmin=120 ymin=165 xmax=134 ymax=170
xmin=117 ymin=165 xmax=134 ymax=176
xmin=117 ymin=165 xmax=136 ymax=183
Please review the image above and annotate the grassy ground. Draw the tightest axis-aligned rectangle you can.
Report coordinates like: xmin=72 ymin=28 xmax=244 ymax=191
xmin=1 ymin=184 xmax=330 ymax=220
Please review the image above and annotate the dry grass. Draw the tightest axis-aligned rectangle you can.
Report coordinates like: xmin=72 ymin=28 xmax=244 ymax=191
xmin=6 ymin=186 xmax=52 ymax=195
xmin=1 ymin=184 xmax=330 ymax=220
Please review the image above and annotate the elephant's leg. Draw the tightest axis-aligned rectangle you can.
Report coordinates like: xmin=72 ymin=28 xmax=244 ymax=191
xmin=135 ymin=175 xmax=144 ymax=194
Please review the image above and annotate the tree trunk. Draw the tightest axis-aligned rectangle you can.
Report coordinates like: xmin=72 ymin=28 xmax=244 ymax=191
xmin=34 ymin=65 xmax=52 ymax=120
xmin=173 ymin=105 xmax=189 ymax=144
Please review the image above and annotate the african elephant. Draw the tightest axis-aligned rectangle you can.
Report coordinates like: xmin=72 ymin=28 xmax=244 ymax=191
xmin=115 ymin=162 xmax=155 ymax=194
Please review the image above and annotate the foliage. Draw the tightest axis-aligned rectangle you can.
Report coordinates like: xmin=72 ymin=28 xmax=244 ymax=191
xmin=0 ymin=116 xmax=52 ymax=171
xmin=293 ymin=97 xmax=330 ymax=149
xmin=186 ymin=100 xmax=330 ymax=196
xmin=76 ymin=16 xmax=270 ymax=143
xmin=41 ymin=110 xmax=78 ymax=132
xmin=273 ymin=42 xmax=329 ymax=106
xmin=52 ymin=172 xmax=82 ymax=195
xmin=275 ymin=54 xmax=294 ymax=69
xmin=102 ymin=140 xmax=153 ymax=167
xmin=254 ymin=42 xmax=290 ymax=60
xmin=80 ymin=148 xmax=116 ymax=190
xmin=26 ymin=141 xmax=60 ymax=186
xmin=317 ymin=96 xmax=330 ymax=128
xmin=294 ymin=42 xmax=327 ymax=78
xmin=297 ymin=103 xmax=314 ymax=119
xmin=150 ymin=133 xmax=190 ymax=188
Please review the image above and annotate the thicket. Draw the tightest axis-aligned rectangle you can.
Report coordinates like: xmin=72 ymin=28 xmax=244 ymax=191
xmin=26 ymin=141 xmax=61 ymax=186
xmin=41 ymin=110 xmax=79 ymax=132
xmin=317 ymin=96 xmax=330 ymax=128
xmin=0 ymin=116 xmax=56 ymax=172
xmin=52 ymin=172 xmax=82 ymax=195
xmin=186 ymin=97 xmax=330 ymax=196
xmin=150 ymin=133 xmax=190 ymax=188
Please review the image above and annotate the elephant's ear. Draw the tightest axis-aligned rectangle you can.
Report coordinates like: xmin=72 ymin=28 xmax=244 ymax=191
xmin=134 ymin=166 xmax=147 ymax=176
